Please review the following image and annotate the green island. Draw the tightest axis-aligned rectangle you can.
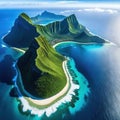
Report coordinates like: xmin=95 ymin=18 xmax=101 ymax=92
xmin=3 ymin=11 xmax=110 ymax=100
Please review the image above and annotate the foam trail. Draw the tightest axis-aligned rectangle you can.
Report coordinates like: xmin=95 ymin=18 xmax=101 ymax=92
xmin=18 ymin=74 xmax=79 ymax=117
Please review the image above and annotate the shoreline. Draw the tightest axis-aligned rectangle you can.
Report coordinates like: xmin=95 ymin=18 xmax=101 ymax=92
xmin=15 ymin=40 xmax=103 ymax=108
xmin=15 ymin=57 xmax=79 ymax=116
xmin=16 ymin=59 xmax=71 ymax=106
xmin=53 ymin=40 xmax=116 ymax=48
xmin=14 ymin=40 xmax=87 ymax=109
xmin=11 ymin=47 xmax=26 ymax=54
xmin=13 ymin=41 xmax=94 ymax=116
xmin=25 ymin=60 xmax=71 ymax=105
xmin=14 ymin=40 xmax=107 ymax=106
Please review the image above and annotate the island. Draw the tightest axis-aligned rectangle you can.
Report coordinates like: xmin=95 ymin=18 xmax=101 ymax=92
xmin=2 ymin=11 xmax=110 ymax=116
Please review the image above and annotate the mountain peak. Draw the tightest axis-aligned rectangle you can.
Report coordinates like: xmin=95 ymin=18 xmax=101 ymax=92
xmin=41 ymin=11 xmax=65 ymax=18
xmin=66 ymin=14 xmax=78 ymax=23
xmin=68 ymin=14 xmax=76 ymax=18
xmin=20 ymin=12 xmax=32 ymax=24
xmin=41 ymin=11 xmax=49 ymax=16
xmin=31 ymin=11 xmax=65 ymax=24
xmin=41 ymin=11 xmax=54 ymax=17
xmin=42 ymin=10 xmax=49 ymax=14
xmin=62 ymin=14 xmax=81 ymax=33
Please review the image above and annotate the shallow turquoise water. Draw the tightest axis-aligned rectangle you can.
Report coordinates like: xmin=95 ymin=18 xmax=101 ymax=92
xmin=68 ymin=58 xmax=89 ymax=114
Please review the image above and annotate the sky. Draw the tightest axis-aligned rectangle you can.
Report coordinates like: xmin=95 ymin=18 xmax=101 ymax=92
xmin=0 ymin=0 xmax=120 ymax=9
xmin=2 ymin=0 xmax=120 ymax=1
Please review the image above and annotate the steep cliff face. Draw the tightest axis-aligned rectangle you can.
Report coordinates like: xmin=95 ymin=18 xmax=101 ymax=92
xmin=36 ymin=14 xmax=105 ymax=43
xmin=3 ymin=12 xmax=106 ymax=48
xmin=36 ymin=14 xmax=85 ymax=42
xmin=3 ymin=13 xmax=39 ymax=48
xmin=41 ymin=11 xmax=65 ymax=19
xmin=45 ymin=14 xmax=82 ymax=34
xmin=17 ymin=39 xmax=40 ymax=95
xmin=64 ymin=14 xmax=82 ymax=34
xmin=17 ymin=36 xmax=66 ymax=98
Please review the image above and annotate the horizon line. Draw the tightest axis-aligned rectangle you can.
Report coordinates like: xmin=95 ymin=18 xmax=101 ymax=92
xmin=0 ymin=1 xmax=120 ymax=9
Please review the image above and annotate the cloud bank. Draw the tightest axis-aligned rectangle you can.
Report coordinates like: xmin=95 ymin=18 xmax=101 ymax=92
xmin=60 ymin=8 xmax=119 ymax=14
xmin=84 ymin=8 xmax=118 ymax=14
xmin=0 ymin=1 xmax=120 ymax=9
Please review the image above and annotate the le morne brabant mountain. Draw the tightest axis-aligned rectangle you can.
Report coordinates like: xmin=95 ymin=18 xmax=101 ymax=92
xmin=3 ymin=11 xmax=107 ymax=98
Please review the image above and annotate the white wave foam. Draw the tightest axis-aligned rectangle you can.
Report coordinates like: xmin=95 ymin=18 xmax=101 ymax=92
xmin=1 ymin=44 xmax=6 ymax=48
xmin=16 ymin=59 xmax=79 ymax=117
xmin=19 ymin=80 xmax=79 ymax=117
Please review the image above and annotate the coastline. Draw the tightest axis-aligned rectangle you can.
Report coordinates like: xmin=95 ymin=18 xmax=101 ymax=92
xmin=15 ymin=40 xmax=103 ymax=110
xmin=53 ymin=40 xmax=116 ymax=48
xmin=15 ymin=57 xmax=79 ymax=116
xmin=10 ymin=40 xmax=104 ymax=107
xmin=11 ymin=47 xmax=26 ymax=54
xmin=26 ymin=60 xmax=71 ymax=105
xmin=17 ymin=59 xmax=72 ymax=106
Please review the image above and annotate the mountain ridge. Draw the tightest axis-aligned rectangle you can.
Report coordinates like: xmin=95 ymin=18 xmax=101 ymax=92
xmin=3 ymin=12 xmax=106 ymax=48
xmin=31 ymin=11 xmax=65 ymax=24
xmin=41 ymin=11 xmax=65 ymax=18
xmin=3 ymin=13 xmax=39 ymax=48
xmin=17 ymin=36 xmax=66 ymax=98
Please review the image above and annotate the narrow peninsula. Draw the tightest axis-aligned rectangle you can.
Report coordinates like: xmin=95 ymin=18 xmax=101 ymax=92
xmin=17 ymin=36 xmax=67 ymax=98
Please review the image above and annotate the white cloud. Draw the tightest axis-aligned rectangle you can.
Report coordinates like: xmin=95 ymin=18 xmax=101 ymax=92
xmin=60 ymin=10 xmax=75 ymax=14
xmin=84 ymin=8 xmax=105 ymax=12
xmin=0 ymin=1 xmax=120 ymax=9
xmin=83 ymin=8 xmax=118 ymax=14
xmin=106 ymin=16 xmax=120 ymax=44
xmin=107 ymin=9 xmax=118 ymax=14
xmin=60 ymin=8 xmax=119 ymax=15
xmin=78 ymin=9 xmax=82 ymax=12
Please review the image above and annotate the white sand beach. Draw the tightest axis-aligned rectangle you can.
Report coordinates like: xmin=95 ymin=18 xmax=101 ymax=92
xmin=24 ymin=59 xmax=71 ymax=106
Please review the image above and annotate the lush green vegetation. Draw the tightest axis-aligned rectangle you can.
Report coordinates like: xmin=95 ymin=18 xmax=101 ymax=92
xmin=35 ymin=36 xmax=66 ymax=98
xmin=15 ymin=12 xmax=107 ymax=98
xmin=17 ymin=36 xmax=66 ymax=98
xmin=35 ymin=14 xmax=106 ymax=44
xmin=35 ymin=14 xmax=84 ymax=42
xmin=4 ymin=12 xmax=106 ymax=48
xmin=20 ymin=13 xmax=33 ymax=24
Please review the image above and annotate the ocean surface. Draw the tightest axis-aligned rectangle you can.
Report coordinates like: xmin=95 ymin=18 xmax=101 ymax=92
xmin=1 ymin=8 xmax=120 ymax=120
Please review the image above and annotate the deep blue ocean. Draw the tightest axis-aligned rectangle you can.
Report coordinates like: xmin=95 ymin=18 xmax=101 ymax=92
xmin=1 ymin=8 xmax=120 ymax=120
